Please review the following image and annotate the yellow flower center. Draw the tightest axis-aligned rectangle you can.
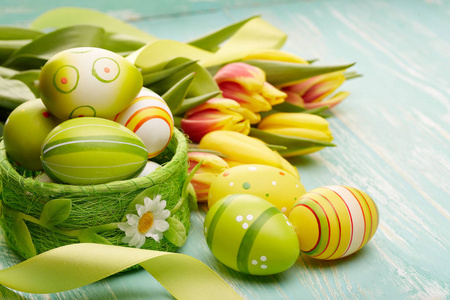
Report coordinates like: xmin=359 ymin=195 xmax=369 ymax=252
xmin=138 ymin=212 xmax=154 ymax=233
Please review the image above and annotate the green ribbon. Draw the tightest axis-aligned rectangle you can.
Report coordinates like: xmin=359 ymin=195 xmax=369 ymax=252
xmin=0 ymin=243 xmax=243 ymax=299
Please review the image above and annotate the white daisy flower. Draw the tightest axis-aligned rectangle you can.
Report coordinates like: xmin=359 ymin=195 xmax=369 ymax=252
xmin=118 ymin=195 xmax=170 ymax=248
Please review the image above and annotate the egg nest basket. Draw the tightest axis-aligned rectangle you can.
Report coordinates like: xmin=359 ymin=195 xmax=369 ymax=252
xmin=0 ymin=128 xmax=190 ymax=260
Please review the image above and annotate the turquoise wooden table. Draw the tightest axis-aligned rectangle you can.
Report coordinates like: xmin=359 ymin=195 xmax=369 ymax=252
xmin=0 ymin=0 xmax=449 ymax=299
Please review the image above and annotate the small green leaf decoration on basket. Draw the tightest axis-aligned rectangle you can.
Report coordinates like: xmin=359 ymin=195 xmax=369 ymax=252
xmin=78 ymin=229 xmax=113 ymax=245
xmin=163 ymin=217 xmax=187 ymax=247
xmin=11 ymin=212 xmax=37 ymax=258
xmin=39 ymin=198 xmax=72 ymax=226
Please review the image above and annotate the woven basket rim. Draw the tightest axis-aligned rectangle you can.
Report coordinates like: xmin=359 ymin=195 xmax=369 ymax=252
xmin=0 ymin=127 xmax=188 ymax=196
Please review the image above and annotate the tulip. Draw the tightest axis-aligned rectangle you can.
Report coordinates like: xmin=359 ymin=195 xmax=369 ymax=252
xmin=256 ymin=112 xmax=334 ymax=156
xmin=188 ymin=152 xmax=229 ymax=202
xmin=243 ymin=49 xmax=309 ymax=64
xmin=181 ymin=98 xmax=259 ymax=143
xmin=214 ymin=62 xmax=287 ymax=113
xmin=282 ymin=72 xmax=350 ymax=110
xmin=198 ymin=130 xmax=299 ymax=179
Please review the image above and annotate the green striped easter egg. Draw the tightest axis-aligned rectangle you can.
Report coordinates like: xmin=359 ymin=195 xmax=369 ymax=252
xmin=41 ymin=117 xmax=148 ymax=185
xmin=204 ymin=194 xmax=299 ymax=275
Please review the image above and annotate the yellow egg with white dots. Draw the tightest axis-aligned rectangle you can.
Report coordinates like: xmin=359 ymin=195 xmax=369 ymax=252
xmin=208 ymin=164 xmax=306 ymax=215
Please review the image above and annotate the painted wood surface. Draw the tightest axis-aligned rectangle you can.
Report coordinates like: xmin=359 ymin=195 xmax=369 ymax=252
xmin=0 ymin=0 xmax=449 ymax=299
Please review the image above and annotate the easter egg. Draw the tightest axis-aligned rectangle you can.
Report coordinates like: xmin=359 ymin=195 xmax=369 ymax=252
xmin=41 ymin=117 xmax=148 ymax=185
xmin=138 ymin=161 xmax=162 ymax=177
xmin=113 ymin=88 xmax=174 ymax=158
xmin=3 ymin=99 xmax=61 ymax=170
xmin=208 ymin=164 xmax=306 ymax=215
xmin=204 ymin=194 xmax=299 ymax=275
xmin=39 ymin=47 xmax=143 ymax=119
xmin=288 ymin=185 xmax=379 ymax=260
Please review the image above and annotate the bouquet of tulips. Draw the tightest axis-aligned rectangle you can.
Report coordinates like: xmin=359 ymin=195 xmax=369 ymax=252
xmin=0 ymin=8 xmax=360 ymax=202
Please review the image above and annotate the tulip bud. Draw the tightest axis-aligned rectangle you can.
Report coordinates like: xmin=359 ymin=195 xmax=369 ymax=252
xmin=214 ymin=62 xmax=287 ymax=113
xmin=188 ymin=152 xmax=229 ymax=202
xmin=181 ymin=98 xmax=259 ymax=143
xmin=257 ymin=112 xmax=334 ymax=156
xmin=198 ymin=130 xmax=299 ymax=179
xmin=282 ymin=72 xmax=349 ymax=110
xmin=243 ymin=49 xmax=309 ymax=64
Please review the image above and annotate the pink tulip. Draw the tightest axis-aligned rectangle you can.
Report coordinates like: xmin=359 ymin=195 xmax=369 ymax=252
xmin=180 ymin=98 xmax=259 ymax=143
xmin=187 ymin=152 xmax=229 ymax=202
xmin=282 ymin=71 xmax=349 ymax=109
xmin=214 ymin=62 xmax=286 ymax=113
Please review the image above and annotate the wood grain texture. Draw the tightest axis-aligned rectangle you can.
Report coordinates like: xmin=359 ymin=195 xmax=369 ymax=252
xmin=1 ymin=0 xmax=449 ymax=299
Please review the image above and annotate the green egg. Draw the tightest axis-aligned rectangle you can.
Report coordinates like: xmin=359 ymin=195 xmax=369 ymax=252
xmin=204 ymin=194 xmax=299 ymax=275
xmin=38 ymin=47 xmax=143 ymax=120
xmin=41 ymin=117 xmax=148 ymax=185
xmin=3 ymin=99 xmax=61 ymax=170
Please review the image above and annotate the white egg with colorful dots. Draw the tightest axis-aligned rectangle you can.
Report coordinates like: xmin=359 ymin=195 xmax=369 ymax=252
xmin=204 ymin=194 xmax=299 ymax=275
xmin=208 ymin=164 xmax=307 ymax=216
xmin=113 ymin=88 xmax=174 ymax=158
xmin=38 ymin=47 xmax=143 ymax=119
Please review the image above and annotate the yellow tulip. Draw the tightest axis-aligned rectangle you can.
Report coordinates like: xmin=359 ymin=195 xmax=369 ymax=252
xmin=257 ymin=113 xmax=333 ymax=156
xmin=198 ymin=130 xmax=299 ymax=179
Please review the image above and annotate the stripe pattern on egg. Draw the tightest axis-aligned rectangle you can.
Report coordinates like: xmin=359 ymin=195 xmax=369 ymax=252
xmin=41 ymin=117 xmax=148 ymax=185
xmin=204 ymin=194 xmax=299 ymax=275
xmin=288 ymin=185 xmax=379 ymax=260
xmin=114 ymin=88 xmax=174 ymax=158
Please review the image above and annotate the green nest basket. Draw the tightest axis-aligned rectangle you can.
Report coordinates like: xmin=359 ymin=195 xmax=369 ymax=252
xmin=0 ymin=128 xmax=190 ymax=260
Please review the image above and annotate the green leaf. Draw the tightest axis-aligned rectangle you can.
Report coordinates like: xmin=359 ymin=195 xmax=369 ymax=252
xmin=243 ymin=59 xmax=355 ymax=86
xmin=161 ymin=72 xmax=195 ymax=113
xmin=0 ymin=66 xmax=18 ymax=78
xmin=142 ymin=59 xmax=198 ymax=86
xmin=0 ymin=27 xmax=43 ymax=64
xmin=102 ymin=32 xmax=146 ymax=55
xmin=188 ymin=16 xmax=259 ymax=52
xmin=3 ymin=25 xmax=105 ymax=69
xmin=186 ymin=183 xmax=198 ymax=211
xmin=163 ymin=217 xmax=187 ymax=247
xmin=39 ymin=198 xmax=72 ymax=226
xmin=249 ymin=128 xmax=335 ymax=157
xmin=30 ymin=7 xmax=157 ymax=43
xmin=10 ymin=70 xmax=40 ymax=97
xmin=183 ymin=159 xmax=203 ymax=200
xmin=173 ymin=90 xmax=222 ymax=116
xmin=78 ymin=229 xmax=113 ymax=245
xmin=200 ymin=17 xmax=287 ymax=67
xmin=128 ymin=39 xmax=213 ymax=70
xmin=0 ymin=76 xmax=35 ymax=110
xmin=0 ymin=27 xmax=42 ymax=40
xmin=149 ymin=57 xmax=220 ymax=100
xmin=122 ymin=185 xmax=161 ymax=221
xmin=12 ymin=214 xmax=36 ymax=258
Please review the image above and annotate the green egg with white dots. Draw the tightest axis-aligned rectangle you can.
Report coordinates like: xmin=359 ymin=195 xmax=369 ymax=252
xmin=208 ymin=164 xmax=307 ymax=216
xmin=204 ymin=194 xmax=299 ymax=275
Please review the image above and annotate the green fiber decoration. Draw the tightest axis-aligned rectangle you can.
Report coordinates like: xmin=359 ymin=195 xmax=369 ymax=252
xmin=0 ymin=128 xmax=190 ymax=261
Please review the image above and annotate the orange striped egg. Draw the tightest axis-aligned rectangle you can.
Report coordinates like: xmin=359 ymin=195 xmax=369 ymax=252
xmin=114 ymin=88 xmax=174 ymax=158
xmin=288 ymin=185 xmax=379 ymax=260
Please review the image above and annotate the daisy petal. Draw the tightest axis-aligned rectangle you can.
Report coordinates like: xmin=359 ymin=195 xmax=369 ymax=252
xmin=127 ymin=214 xmax=140 ymax=226
xmin=153 ymin=220 xmax=169 ymax=232
xmin=117 ymin=222 xmax=130 ymax=231
xmin=129 ymin=233 xmax=142 ymax=247
xmin=137 ymin=204 xmax=147 ymax=216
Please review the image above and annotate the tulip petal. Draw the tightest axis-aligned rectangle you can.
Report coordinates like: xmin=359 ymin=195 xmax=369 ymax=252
xmin=214 ymin=62 xmax=265 ymax=92
xmin=304 ymin=91 xmax=350 ymax=109
xmin=219 ymin=82 xmax=272 ymax=112
xmin=243 ymin=49 xmax=308 ymax=64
